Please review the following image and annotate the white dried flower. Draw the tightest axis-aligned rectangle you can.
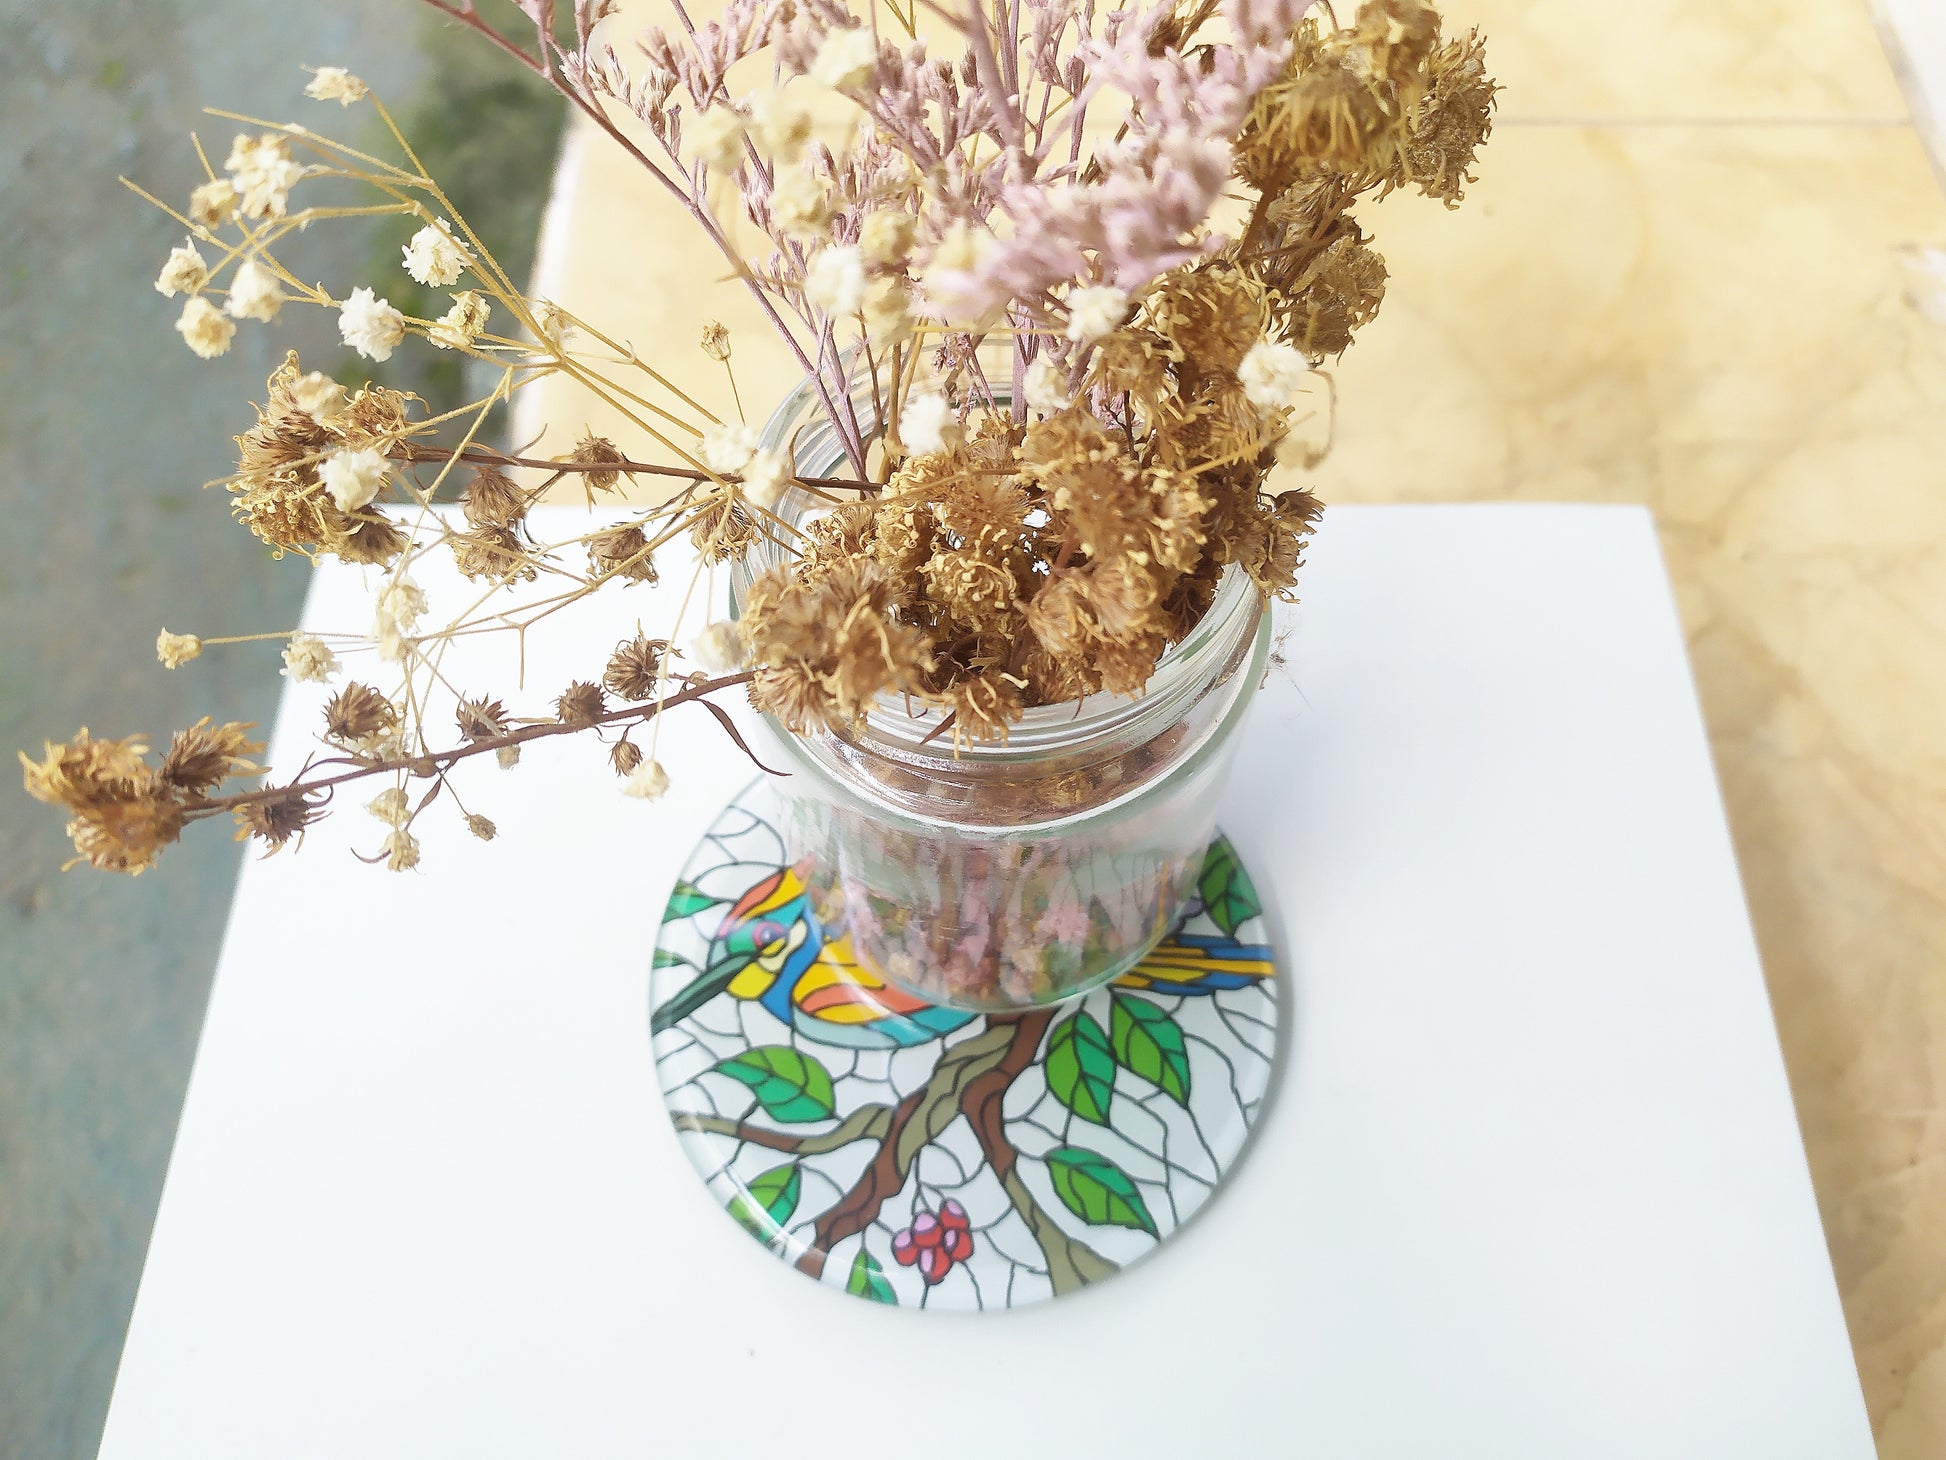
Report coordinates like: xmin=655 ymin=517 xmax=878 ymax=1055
xmin=305 ymin=67 xmax=368 ymax=105
xmin=366 ymin=787 xmax=410 ymax=826
xmin=928 ymin=223 xmax=988 ymax=276
xmin=383 ymin=828 xmax=420 ymax=872
xmin=804 ymin=245 xmax=866 ymax=316
xmin=701 ymin=422 xmax=758 ymax=475
xmin=746 ymin=90 xmax=815 ymax=161
xmin=402 ymin=221 xmax=469 ymax=288
xmin=741 ymin=449 xmax=790 ymax=512
xmin=532 ymin=299 xmax=571 ymax=347
xmin=155 ymin=240 xmax=208 ymax=298
xmin=281 ymin=632 xmax=339 ymax=682
xmin=290 ymin=371 xmax=345 ymax=421
xmin=429 ymin=290 xmax=490 ymax=350
xmin=1024 ymin=356 xmax=1068 ymax=416
xmin=224 ymin=259 xmax=284 ymax=322
xmin=373 ymin=612 xmax=411 ymax=666
xmin=155 ymin=629 xmax=202 ymax=668
xmin=188 ymin=179 xmax=238 ymax=229
xmin=174 ymin=297 xmax=236 ymax=359
xmin=810 ymin=27 xmax=877 ymax=91
xmin=770 ymin=166 xmax=832 ymax=239
xmin=900 ymin=391 xmax=952 ymax=455
xmin=376 ymin=576 xmax=427 ymax=631
xmin=320 ymin=445 xmax=388 ymax=512
xmin=338 ymin=286 xmax=406 ymax=362
xmin=1066 ymin=285 xmax=1129 ymax=343
xmin=1238 ymin=339 xmax=1312 ymax=410
xmin=225 ymin=132 xmax=303 ymax=219
xmin=863 ymin=279 xmax=913 ymax=345
xmin=858 ymin=210 xmax=915 ymax=267
xmin=623 ymin=760 xmax=671 ymax=801
xmin=691 ymin=620 xmax=746 ymax=672
xmin=687 ymin=106 xmax=748 ymax=173
xmin=496 ymin=745 xmax=521 ymax=770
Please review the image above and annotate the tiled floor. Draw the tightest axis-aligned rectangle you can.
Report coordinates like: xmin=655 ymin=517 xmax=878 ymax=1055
xmin=524 ymin=0 xmax=1946 ymax=1452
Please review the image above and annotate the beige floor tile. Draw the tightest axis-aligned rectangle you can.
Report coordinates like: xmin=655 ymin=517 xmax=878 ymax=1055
xmin=1465 ymin=0 xmax=1908 ymax=119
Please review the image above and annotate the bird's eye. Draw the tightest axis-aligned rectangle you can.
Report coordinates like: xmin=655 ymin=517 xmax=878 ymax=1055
xmin=752 ymin=920 xmax=784 ymax=951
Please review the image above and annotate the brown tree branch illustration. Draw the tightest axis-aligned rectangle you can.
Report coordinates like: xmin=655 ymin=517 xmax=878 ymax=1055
xmin=794 ymin=1013 xmax=1050 ymax=1280
xmin=963 ymin=1022 xmax=1121 ymax=1294
xmin=671 ymin=1104 xmax=894 ymax=1156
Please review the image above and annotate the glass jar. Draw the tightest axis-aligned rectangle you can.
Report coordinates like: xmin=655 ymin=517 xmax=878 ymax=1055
xmin=730 ymin=361 xmax=1270 ymax=1012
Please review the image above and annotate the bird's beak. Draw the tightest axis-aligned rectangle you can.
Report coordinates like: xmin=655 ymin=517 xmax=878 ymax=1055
xmin=651 ymin=950 xmax=753 ymax=1034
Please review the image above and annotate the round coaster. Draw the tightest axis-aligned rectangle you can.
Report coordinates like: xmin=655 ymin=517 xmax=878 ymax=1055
xmin=649 ymin=779 xmax=1281 ymax=1310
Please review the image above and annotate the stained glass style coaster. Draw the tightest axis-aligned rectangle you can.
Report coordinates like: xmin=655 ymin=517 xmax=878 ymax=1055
xmin=649 ymin=779 xmax=1282 ymax=1311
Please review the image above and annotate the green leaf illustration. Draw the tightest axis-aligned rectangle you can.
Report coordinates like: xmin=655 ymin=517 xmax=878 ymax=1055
xmin=709 ymin=1046 xmax=837 ymax=1123
xmin=845 ymin=1247 xmax=898 ymax=1304
xmin=1110 ymin=994 xmax=1191 ymax=1105
xmin=1197 ymin=837 xmax=1262 ymax=937
xmin=729 ymin=1162 xmax=801 ymax=1242
xmin=652 ymin=947 xmax=692 ymax=971
xmin=1045 ymin=1146 xmax=1159 ymax=1237
xmin=1045 ymin=1011 xmax=1117 ymax=1125
xmin=664 ymin=878 xmax=721 ymax=921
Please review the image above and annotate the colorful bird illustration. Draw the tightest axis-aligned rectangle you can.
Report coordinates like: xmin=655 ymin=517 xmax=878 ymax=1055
xmin=652 ymin=868 xmax=977 ymax=1049
xmin=1112 ymin=930 xmax=1276 ymax=996
xmin=653 ymin=867 xmax=1278 ymax=1045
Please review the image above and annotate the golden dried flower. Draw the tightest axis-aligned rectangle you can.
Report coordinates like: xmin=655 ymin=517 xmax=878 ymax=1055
xmin=159 ymin=718 xmax=264 ymax=795
xmin=232 ymin=786 xmax=321 ymax=854
xmin=604 ymin=635 xmax=668 ymax=702
xmin=156 ymin=629 xmax=203 ymax=669
xmin=553 ymin=681 xmax=606 ymax=728
xmin=20 ymin=730 xmax=185 ymax=875
xmin=429 ymin=290 xmax=491 ymax=350
xmin=367 ymin=786 xmax=411 ymax=827
xmin=383 ymin=828 xmax=420 ymax=872
xmin=305 ymin=66 xmax=368 ymax=105
xmin=623 ymin=760 xmax=671 ymax=800
xmin=496 ymin=745 xmax=521 ymax=770
xmin=465 ymin=813 xmax=497 ymax=842
xmin=225 ymin=132 xmax=303 ymax=219
xmin=455 ymin=697 xmax=509 ymax=743
xmin=175 ymin=297 xmax=235 ymax=359
xmin=224 ymin=259 xmax=285 ymax=323
xmin=610 ymin=739 xmax=644 ymax=778
xmin=699 ymin=321 xmax=732 ymax=361
xmin=281 ymin=632 xmax=340 ymax=683
xmin=1394 ymin=29 xmax=1497 ymax=205
xmin=322 ymin=682 xmax=397 ymax=747
xmin=188 ymin=178 xmax=238 ymax=229
xmin=741 ymin=562 xmax=930 ymax=732
xmin=587 ymin=525 xmax=658 ymax=584
xmin=569 ymin=434 xmax=626 ymax=492
xmin=687 ymin=494 xmax=757 ymax=564
xmin=155 ymin=240 xmax=208 ymax=298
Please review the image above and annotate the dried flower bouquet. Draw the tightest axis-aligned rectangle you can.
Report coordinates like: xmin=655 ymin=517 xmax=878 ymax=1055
xmin=23 ymin=0 xmax=1495 ymax=895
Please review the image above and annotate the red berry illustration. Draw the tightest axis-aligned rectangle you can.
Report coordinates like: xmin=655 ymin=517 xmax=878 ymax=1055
xmin=911 ymin=1211 xmax=942 ymax=1247
xmin=939 ymin=1198 xmax=969 ymax=1232
xmin=890 ymin=1228 xmax=919 ymax=1266
xmin=945 ymin=1227 xmax=973 ymax=1263
xmin=918 ymin=1244 xmax=951 ymax=1284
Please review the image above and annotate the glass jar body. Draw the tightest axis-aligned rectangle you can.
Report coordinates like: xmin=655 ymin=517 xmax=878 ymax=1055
xmin=732 ymin=364 xmax=1270 ymax=1011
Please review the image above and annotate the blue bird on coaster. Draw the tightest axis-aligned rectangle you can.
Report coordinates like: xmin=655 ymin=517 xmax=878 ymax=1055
xmin=651 ymin=868 xmax=977 ymax=1050
xmin=1111 ymin=931 xmax=1276 ymax=996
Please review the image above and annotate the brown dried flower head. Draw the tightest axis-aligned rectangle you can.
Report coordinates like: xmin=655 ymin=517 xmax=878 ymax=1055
xmin=610 ymin=738 xmax=644 ymax=778
xmin=587 ymin=524 xmax=658 ymax=584
xmin=158 ymin=718 xmax=265 ymax=796
xmin=232 ymin=785 xmax=323 ymax=854
xmin=460 ymin=467 xmax=528 ymax=531
xmin=455 ymin=697 xmax=510 ymax=743
xmin=322 ymin=682 xmax=397 ymax=748
xmin=569 ymin=434 xmax=627 ymax=492
xmin=603 ymin=634 xmax=668 ymax=703
xmin=553 ymin=681 xmax=606 ymax=728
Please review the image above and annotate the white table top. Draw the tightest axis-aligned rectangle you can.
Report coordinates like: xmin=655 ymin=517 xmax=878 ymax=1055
xmin=100 ymin=504 xmax=1873 ymax=1459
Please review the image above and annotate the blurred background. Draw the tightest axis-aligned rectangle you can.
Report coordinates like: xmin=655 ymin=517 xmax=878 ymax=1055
xmin=2 ymin=1 xmax=1943 ymax=1457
